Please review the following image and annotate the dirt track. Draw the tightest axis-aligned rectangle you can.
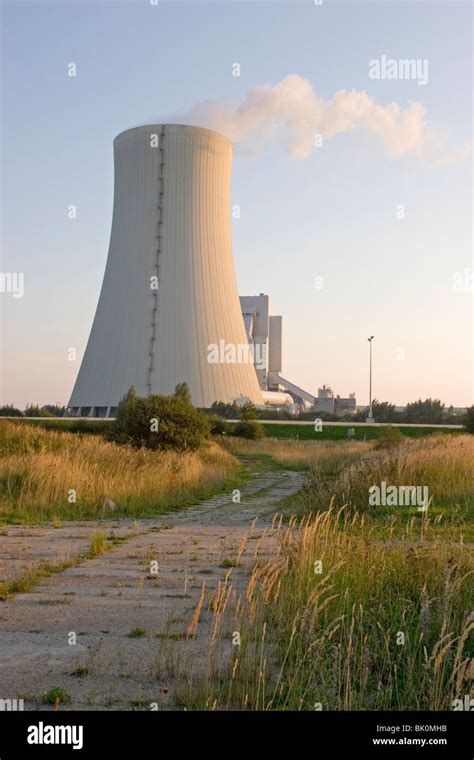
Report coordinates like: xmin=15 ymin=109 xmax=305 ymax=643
xmin=0 ymin=466 xmax=305 ymax=710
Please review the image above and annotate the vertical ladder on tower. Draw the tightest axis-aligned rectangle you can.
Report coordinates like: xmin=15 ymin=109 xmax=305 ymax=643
xmin=147 ymin=125 xmax=165 ymax=395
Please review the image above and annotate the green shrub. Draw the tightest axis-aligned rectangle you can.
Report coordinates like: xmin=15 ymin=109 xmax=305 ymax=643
xmin=373 ymin=425 xmax=404 ymax=450
xmin=208 ymin=415 xmax=230 ymax=436
xmin=109 ymin=387 xmax=210 ymax=451
xmin=42 ymin=687 xmax=71 ymax=706
xmin=232 ymin=419 xmax=264 ymax=440
xmin=128 ymin=627 xmax=147 ymax=638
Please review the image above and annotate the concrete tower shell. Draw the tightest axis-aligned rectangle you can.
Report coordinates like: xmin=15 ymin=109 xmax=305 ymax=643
xmin=68 ymin=125 xmax=263 ymax=413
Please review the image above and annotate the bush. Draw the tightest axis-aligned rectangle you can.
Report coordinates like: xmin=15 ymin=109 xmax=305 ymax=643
xmin=232 ymin=419 xmax=264 ymax=439
xmin=373 ymin=425 xmax=404 ymax=450
xmin=208 ymin=415 xmax=230 ymax=436
xmin=41 ymin=688 xmax=71 ymax=706
xmin=465 ymin=406 xmax=474 ymax=434
xmin=109 ymin=387 xmax=210 ymax=451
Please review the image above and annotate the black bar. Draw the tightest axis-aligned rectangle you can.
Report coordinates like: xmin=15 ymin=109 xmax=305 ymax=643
xmin=0 ymin=710 xmax=472 ymax=758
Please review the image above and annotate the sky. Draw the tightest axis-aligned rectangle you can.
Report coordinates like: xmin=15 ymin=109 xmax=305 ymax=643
xmin=1 ymin=0 xmax=472 ymax=408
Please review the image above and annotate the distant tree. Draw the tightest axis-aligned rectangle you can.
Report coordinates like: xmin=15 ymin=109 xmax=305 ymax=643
xmin=371 ymin=400 xmax=400 ymax=423
xmin=303 ymin=409 xmax=339 ymax=421
xmin=465 ymin=406 xmax=474 ymax=434
xmin=443 ymin=405 xmax=466 ymax=424
xmin=41 ymin=404 xmax=66 ymax=417
xmin=0 ymin=404 xmax=23 ymax=417
xmin=404 ymin=398 xmax=445 ymax=425
xmin=259 ymin=408 xmax=293 ymax=421
xmin=174 ymin=382 xmax=192 ymax=405
xmin=109 ymin=386 xmax=141 ymax=442
xmin=109 ymin=386 xmax=209 ymax=451
xmin=209 ymin=401 xmax=240 ymax=419
xmin=23 ymin=404 xmax=54 ymax=418
xmin=239 ymin=403 xmax=258 ymax=421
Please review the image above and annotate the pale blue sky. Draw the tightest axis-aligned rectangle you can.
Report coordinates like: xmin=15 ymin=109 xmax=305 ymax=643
xmin=1 ymin=0 xmax=472 ymax=408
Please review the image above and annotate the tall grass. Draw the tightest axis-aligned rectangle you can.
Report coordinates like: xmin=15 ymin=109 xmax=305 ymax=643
xmin=223 ymin=437 xmax=370 ymax=471
xmin=177 ymin=509 xmax=474 ymax=711
xmin=0 ymin=421 xmax=238 ymax=522
xmin=304 ymin=434 xmax=474 ymax=518
xmin=175 ymin=435 xmax=473 ymax=711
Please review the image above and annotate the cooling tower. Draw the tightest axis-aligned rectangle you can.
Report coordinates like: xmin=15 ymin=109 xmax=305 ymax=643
xmin=68 ymin=124 xmax=263 ymax=415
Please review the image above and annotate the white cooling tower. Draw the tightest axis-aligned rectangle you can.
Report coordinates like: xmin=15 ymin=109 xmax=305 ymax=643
xmin=68 ymin=124 xmax=263 ymax=415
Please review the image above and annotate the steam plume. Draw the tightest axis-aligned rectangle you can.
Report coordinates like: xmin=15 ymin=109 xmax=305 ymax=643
xmin=167 ymin=74 xmax=428 ymax=159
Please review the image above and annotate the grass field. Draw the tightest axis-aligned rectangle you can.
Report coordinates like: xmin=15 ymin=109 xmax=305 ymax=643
xmin=6 ymin=417 xmax=114 ymax=435
xmin=175 ymin=434 xmax=474 ymax=711
xmin=223 ymin=436 xmax=371 ymax=471
xmin=303 ymin=434 xmax=474 ymax=529
xmin=248 ymin=422 xmax=461 ymax=441
xmin=0 ymin=420 xmax=239 ymax=523
xmin=8 ymin=416 xmax=462 ymax=442
xmin=178 ymin=508 xmax=473 ymax=711
xmin=1 ymin=418 xmax=472 ymax=711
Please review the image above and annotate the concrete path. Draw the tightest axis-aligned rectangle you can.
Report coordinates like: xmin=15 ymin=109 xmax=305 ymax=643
xmin=0 ymin=466 xmax=305 ymax=710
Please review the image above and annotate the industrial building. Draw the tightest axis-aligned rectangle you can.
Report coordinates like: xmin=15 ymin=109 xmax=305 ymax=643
xmin=313 ymin=385 xmax=357 ymax=417
xmin=67 ymin=124 xmax=354 ymax=417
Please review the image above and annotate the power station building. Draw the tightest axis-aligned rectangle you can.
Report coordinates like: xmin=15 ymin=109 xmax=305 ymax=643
xmin=67 ymin=124 xmax=354 ymax=416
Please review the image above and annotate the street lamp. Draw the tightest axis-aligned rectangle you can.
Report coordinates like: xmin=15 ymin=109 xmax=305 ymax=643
xmin=366 ymin=336 xmax=374 ymax=423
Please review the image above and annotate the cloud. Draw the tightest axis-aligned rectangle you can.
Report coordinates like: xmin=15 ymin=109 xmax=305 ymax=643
xmin=165 ymin=74 xmax=430 ymax=159
xmin=433 ymin=139 xmax=473 ymax=167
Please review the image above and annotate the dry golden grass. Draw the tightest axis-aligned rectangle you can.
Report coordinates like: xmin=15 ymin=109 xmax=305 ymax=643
xmin=223 ymin=436 xmax=370 ymax=471
xmin=0 ymin=421 xmax=238 ymax=522
xmin=306 ymin=434 xmax=474 ymax=518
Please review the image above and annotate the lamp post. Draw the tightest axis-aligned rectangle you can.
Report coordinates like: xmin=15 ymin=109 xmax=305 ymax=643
xmin=366 ymin=336 xmax=374 ymax=423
